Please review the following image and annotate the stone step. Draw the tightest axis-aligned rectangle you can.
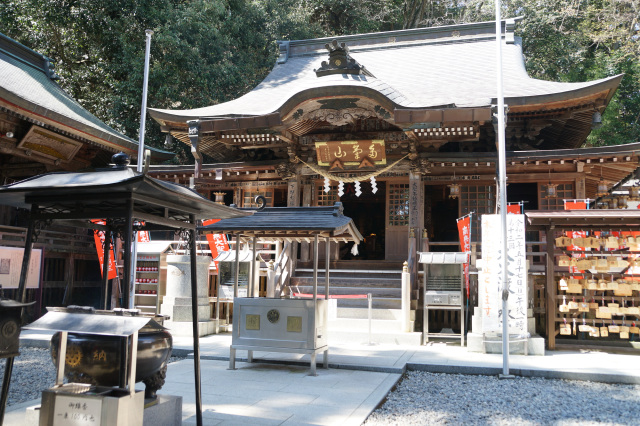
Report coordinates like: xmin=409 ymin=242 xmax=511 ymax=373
xmin=336 ymin=297 xmax=401 ymax=309
xmin=327 ymin=330 xmax=423 ymax=346
xmin=295 ymin=268 xmax=401 ymax=277
xmin=292 ymin=285 xmax=400 ymax=299
xmin=290 ymin=277 xmax=401 ymax=288
xmin=337 ymin=307 xmax=406 ymax=320
xmin=328 ymin=318 xmax=414 ymax=333
xmin=297 ymin=260 xmax=404 ymax=271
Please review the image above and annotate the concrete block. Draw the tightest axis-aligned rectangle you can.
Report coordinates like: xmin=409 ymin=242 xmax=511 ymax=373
xmin=471 ymin=314 xmax=482 ymax=333
xmin=466 ymin=332 xmax=484 ymax=353
xmin=528 ymin=335 xmax=546 ymax=356
xmin=163 ymin=320 xmax=216 ymax=337
xmin=327 ymin=298 xmax=337 ymax=320
xmin=25 ymin=405 xmax=39 ymax=426
xmin=144 ymin=394 xmax=182 ymax=426
xmin=161 ymin=303 xmax=210 ymax=322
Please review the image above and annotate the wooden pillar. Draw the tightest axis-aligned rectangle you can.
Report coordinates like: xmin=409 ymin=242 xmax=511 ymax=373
xmin=62 ymin=254 xmax=75 ymax=306
xmin=301 ymin=183 xmax=312 ymax=262
xmin=287 ymin=178 xmax=300 ymax=207
xmin=188 ymin=120 xmax=202 ymax=179
xmin=545 ymin=225 xmax=556 ymax=350
xmin=408 ymin=171 xmax=424 ymax=242
xmin=16 ymin=210 xmax=36 ymax=304
xmin=287 ymin=178 xmax=300 ymax=269
xmin=576 ymin=176 xmax=586 ymax=199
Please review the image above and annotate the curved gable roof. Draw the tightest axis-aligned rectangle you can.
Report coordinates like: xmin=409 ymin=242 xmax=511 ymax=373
xmin=149 ymin=19 xmax=620 ymax=125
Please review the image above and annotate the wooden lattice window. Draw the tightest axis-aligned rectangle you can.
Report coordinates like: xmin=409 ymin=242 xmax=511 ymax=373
xmin=388 ymin=183 xmax=410 ymax=226
xmin=460 ymin=185 xmax=495 ymax=242
xmin=316 ymin=184 xmax=338 ymax=206
xmin=539 ymin=183 xmax=574 ymax=210
xmin=242 ymin=188 xmax=274 ymax=207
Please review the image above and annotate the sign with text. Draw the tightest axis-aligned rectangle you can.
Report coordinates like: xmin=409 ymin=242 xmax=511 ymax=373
xmin=53 ymin=394 xmax=102 ymax=425
xmin=315 ymin=140 xmax=386 ymax=167
xmin=0 ymin=246 xmax=42 ymax=289
xmin=480 ymin=214 xmax=527 ymax=335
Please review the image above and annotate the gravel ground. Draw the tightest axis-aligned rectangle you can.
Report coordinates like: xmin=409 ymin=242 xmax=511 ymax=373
xmin=363 ymin=370 xmax=640 ymax=425
xmin=6 ymin=350 xmax=640 ymax=424
xmin=0 ymin=347 xmax=186 ymax=407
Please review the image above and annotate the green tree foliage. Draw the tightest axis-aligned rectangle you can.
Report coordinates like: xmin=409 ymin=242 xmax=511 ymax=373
xmin=0 ymin=0 xmax=638 ymax=163
xmin=504 ymin=0 xmax=640 ymax=146
xmin=0 ymin=0 xmax=321 ymax=162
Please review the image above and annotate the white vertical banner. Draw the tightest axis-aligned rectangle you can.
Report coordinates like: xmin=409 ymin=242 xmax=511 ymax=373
xmin=480 ymin=215 xmax=502 ymax=333
xmin=505 ymin=214 xmax=527 ymax=334
xmin=481 ymin=214 xmax=527 ymax=334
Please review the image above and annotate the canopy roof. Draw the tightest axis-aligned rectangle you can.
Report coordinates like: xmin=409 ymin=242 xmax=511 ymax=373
xmin=526 ymin=210 xmax=640 ymax=229
xmin=0 ymin=164 xmax=249 ymax=229
xmin=24 ymin=309 xmax=164 ymax=337
xmin=200 ymin=202 xmax=363 ymax=243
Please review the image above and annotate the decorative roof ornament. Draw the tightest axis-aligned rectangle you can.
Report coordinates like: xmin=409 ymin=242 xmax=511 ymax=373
xmin=315 ymin=40 xmax=373 ymax=78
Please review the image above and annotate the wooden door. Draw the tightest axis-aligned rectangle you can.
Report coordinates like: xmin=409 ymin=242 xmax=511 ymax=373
xmin=385 ymin=182 xmax=410 ymax=260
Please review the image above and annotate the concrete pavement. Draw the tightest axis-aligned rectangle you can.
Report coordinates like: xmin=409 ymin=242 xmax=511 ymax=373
xmin=5 ymin=330 xmax=640 ymax=425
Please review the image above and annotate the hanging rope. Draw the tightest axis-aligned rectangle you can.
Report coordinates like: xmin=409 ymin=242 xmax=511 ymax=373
xmin=295 ymin=154 xmax=409 ymax=183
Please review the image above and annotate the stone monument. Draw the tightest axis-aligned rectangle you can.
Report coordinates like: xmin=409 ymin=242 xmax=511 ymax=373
xmin=161 ymin=255 xmax=216 ymax=336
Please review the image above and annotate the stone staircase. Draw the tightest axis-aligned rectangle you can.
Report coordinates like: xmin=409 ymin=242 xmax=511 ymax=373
xmin=290 ymin=261 xmax=422 ymax=345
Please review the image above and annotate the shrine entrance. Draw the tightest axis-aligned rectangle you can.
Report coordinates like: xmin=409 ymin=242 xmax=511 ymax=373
xmin=425 ymin=185 xmax=460 ymax=251
xmin=340 ymin=181 xmax=386 ymax=260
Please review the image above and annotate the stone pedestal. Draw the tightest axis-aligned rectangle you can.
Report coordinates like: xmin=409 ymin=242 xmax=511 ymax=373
xmin=143 ymin=394 xmax=182 ymax=426
xmin=467 ymin=307 xmax=545 ymax=356
xmin=161 ymin=255 xmax=215 ymax=337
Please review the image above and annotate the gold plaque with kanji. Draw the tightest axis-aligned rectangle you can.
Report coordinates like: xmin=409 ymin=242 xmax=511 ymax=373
xmin=315 ymin=140 xmax=386 ymax=167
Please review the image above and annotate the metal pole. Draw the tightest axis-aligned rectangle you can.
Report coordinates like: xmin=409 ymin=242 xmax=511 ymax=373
xmin=137 ymin=30 xmax=153 ymax=172
xmin=124 ymin=199 xmax=134 ymax=308
xmin=325 ymin=237 xmax=330 ymax=299
xmin=313 ymin=234 xmax=318 ymax=302
xmin=234 ymin=234 xmax=240 ymax=298
xmin=189 ymin=217 xmax=203 ymax=426
xmin=495 ymin=3 xmax=511 ymax=377
xmin=131 ymin=29 xmax=153 ymax=301
xmin=368 ymin=293 xmax=373 ymax=345
xmin=102 ymin=227 xmax=112 ymax=310
xmin=251 ymin=237 xmax=257 ymax=297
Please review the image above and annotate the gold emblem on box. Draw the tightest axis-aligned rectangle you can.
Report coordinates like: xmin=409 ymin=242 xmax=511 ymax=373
xmin=246 ymin=314 xmax=260 ymax=330
xmin=287 ymin=316 xmax=302 ymax=333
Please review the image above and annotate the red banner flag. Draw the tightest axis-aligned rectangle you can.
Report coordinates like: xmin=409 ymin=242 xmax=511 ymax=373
xmin=565 ymin=200 xmax=587 ymax=210
xmin=203 ymin=219 xmax=230 ymax=271
xmin=507 ymin=203 xmax=522 ymax=214
xmin=91 ymin=220 xmax=117 ymax=280
xmin=457 ymin=215 xmax=471 ymax=298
